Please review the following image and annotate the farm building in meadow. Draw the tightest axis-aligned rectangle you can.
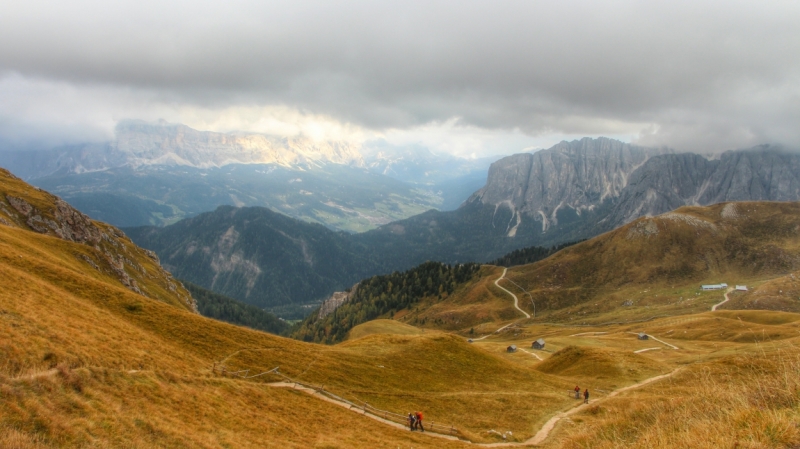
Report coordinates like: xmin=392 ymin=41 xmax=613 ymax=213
xmin=638 ymin=332 xmax=649 ymax=340
xmin=736 ymin=285 xmax=748 ymax=291
xmin=532 ymin=339 xmax=545 ymax=349
xmin=507 ymin=345 xmax=517 ymax=353
xmin=701 ymin=283 xmax=728 ymax=291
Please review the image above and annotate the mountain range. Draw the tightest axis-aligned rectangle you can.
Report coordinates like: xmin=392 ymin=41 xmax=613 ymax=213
xmin=125 ymin=138 xmax=800 ymax=317
xmin=0 ymin=120 xmax=493 ymax=231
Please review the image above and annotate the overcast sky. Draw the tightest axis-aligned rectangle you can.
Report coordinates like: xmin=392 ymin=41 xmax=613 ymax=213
xmin=1 ymin=0 xmax=798 ymax=157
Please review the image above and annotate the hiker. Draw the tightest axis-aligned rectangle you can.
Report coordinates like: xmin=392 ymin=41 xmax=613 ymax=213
xmin=574 ymin=385 xmax=581 ymax=399
xmin=584 ymin=388 xmax=590 ymax=404
xmin=407 ymin=412 xmax=416 ymax=431
xmin=415 ymin=411 xmax=424 ymax=432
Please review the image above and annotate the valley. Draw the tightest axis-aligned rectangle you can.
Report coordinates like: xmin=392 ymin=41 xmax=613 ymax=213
xmin=1 ymin=169 xmax=799 ymax=447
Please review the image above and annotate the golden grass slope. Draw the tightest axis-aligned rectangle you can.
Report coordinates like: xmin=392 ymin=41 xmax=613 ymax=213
xmin=508 ymin=202 xmax=800 ymax=320
xmin=0 ymin=170 xmax=579 ymax=446
xmin=347 ymin=318 xmax=427 ymax=339
xmin=0 ymin=219 xmax=477 ymax=447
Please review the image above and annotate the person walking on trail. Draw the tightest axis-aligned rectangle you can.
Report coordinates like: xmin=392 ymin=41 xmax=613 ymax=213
xmin=407 ymin=413 xmax=416 ymax=431
xmin=414 ymin=411 xmax=424 ymax=432
xmin=584 ymin=388 xmax=590 ymax=404
xmin=574 ymin=385 xmax=581 ymax=399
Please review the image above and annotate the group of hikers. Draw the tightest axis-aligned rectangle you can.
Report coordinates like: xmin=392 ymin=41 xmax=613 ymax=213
xmin=574 ymin=385 xmax=590 ymax=403
xmin=407 ymin=411 xmax=424 ymax=431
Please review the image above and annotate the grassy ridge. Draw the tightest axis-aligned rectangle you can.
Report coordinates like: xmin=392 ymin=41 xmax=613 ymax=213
xmin=500 ymin=202 xmax=800 ymax=324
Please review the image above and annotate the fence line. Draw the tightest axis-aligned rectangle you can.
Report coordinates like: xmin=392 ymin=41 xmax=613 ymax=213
xmin=276 ymin=371 xmax=459 ymax=435
xmin=213 ymin=363 xmax=459 ymax=436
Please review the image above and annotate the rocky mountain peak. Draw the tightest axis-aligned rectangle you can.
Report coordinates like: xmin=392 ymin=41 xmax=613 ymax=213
xmin=468 ymin=137 xmax=669 ymax=235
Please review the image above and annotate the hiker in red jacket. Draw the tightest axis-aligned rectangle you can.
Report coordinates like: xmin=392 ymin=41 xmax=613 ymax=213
xmin=574 ymin=385 xmax=580 ymax=399
xmin=414 ymin=411 xmax=424 ymax=432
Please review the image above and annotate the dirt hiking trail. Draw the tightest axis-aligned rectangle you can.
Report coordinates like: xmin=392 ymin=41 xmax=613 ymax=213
xmin=711 ymin=287 xmax=735 ymax=311
xmin=269 ymin=367 xmax=682 ymax=446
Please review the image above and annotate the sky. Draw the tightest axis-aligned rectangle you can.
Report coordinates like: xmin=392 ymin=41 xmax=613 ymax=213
xmin=0 ymin=0 xmax=799 ymax=158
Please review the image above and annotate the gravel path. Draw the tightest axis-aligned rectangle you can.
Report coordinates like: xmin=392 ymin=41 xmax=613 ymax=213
xmin=495 ymin=267 xmax=531 ymax=319
xmin=711 ymin=287 xmax=735 ymax=311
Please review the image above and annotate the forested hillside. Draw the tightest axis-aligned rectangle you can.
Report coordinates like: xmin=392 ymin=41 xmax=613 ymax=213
xmin=184 ymin=281 xmax=290 ymax=335
xmin=292 ymin=261 xmax=480 ymax=344
xmin=126 ymin=206 xmax=381 ymax=319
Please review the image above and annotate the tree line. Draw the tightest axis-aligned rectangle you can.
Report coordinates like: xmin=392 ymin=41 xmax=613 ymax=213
xmin=291 ymin=261 xmax=481 ymax=344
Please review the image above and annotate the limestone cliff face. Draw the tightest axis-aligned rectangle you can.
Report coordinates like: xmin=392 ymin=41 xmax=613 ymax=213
xmin=466 ymin=139 xmax=800 ymax=241
xmin=468 ymin=137 xmax=667 ymax=234
xmin=603 ymin=146 xmax=800 ymax=229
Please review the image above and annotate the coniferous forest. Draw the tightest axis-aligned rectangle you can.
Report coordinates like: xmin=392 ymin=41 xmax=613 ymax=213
xmin=292 ymin=261 xmax=480 ymax=344
xmin=184 ymin=281 xmax=290 ymax=335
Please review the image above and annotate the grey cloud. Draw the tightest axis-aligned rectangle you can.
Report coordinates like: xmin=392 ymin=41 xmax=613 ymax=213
xmin=0 ymin=0 xmax=799 ymax=151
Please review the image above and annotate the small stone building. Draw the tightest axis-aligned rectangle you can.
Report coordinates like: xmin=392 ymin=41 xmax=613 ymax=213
xmin=507 ymin=345 xmax=517 ymax=353
xmin=532 ymin=338 xmax=545 ymax=349
xmin=638 ymin=332 xmax=649 ymax=340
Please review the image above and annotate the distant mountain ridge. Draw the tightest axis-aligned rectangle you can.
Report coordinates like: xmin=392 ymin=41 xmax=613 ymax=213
xmin=0 ymin=120 xmax=494 ymax=231
xmin=469 ymin=137 xmax=669 ymax=234
xmin=379 ymin=140 xmax=800 ymax=253
xmin=0 ymin=120 xmax=493 ymax=185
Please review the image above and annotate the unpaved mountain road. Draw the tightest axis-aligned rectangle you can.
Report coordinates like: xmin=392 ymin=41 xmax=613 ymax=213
xmin=711 ymin=287 xmax=735 ymax=311
xmin=470 ymin=268 xmax=530 ymax=341
xmin=495 ymin=267 xmax=530 ymax=319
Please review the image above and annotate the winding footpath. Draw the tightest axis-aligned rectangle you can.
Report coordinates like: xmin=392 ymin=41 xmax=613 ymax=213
xmin=711 ymin=287 xmax=735 ymax=311
xmin=495 ymin=268 xmax=531 ymax=319
xmin=470 ymin=268 xmax=531 ymax=341
xmin=269 ymin=368 xmax=682 ymax=447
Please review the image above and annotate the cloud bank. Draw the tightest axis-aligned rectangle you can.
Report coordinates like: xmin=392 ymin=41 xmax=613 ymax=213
xmin=1 ymin=0 xmax=798 ymax=155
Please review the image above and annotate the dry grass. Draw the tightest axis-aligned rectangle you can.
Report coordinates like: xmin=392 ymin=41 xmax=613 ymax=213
xmin=0 ymin=208 xmax=572 ymax=445
xmin=347 ymin=319 xmax=427 ymax=340
xmin=536 ymin=346 xmax=667 ymax=381
xmin=552 ymin=346 xmax=800 ymax=448
xmin=5 ymin=171 xmax=800 ymax=448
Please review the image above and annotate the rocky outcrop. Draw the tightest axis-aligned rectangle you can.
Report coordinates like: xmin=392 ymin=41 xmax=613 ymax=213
xmin=317 ymin=284 xmax=359 ymax=319
xmin=468 ymin=138 xmax=668 ymax=235
xmin=0 ymin=169 xmax=196 ymax=312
